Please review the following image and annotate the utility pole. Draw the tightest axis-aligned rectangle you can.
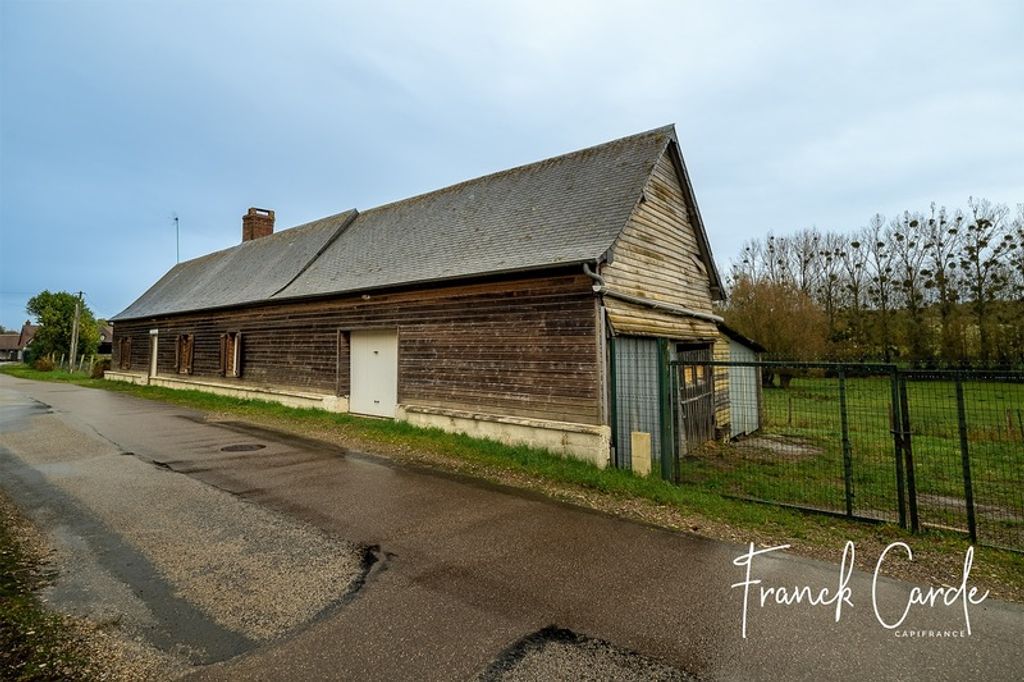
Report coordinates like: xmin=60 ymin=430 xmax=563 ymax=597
xmin=68 ymin=291 xmax=83 ymax=372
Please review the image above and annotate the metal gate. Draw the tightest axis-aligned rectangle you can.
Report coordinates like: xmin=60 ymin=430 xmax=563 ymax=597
xmin=897 ymin=369 xmax=1024 ymax=551
xmin=662 ymin=360 xmax=1024 ymax=553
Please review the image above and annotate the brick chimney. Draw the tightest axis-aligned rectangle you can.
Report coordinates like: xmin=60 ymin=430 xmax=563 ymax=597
xmin=242 ymin=207 xmax=275 ymax=242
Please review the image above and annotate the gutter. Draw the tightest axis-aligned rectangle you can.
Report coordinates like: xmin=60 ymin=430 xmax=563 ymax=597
xmin=583 ymin=262 xmax=724 ymax=325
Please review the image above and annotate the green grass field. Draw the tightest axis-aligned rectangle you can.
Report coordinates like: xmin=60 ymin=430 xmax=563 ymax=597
xmin=683 ymin=374 xmax=1024 ymax=550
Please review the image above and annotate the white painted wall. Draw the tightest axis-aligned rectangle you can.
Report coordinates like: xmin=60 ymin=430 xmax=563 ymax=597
xmin=728 ymin=338 xmax=760 ymax=438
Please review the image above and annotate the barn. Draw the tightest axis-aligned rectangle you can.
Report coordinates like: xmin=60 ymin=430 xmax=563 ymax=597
xmin=109 ymin=125 xmax=731 ymax=472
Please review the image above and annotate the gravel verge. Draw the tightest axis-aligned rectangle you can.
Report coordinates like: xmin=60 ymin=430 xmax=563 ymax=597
xmin=1 ymin=490 xmax=180 ymax=681
xmin=1 ymin=413 xmax=369 ymax=644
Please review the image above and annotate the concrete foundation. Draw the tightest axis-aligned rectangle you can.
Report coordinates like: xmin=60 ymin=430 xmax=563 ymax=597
xmin=104 ymin=371 xmax=349 ymax=413
xmin=398 ymin=404 xmax=611 ymax=468
xmin=104 ymin=370 xmax=150 ymax=386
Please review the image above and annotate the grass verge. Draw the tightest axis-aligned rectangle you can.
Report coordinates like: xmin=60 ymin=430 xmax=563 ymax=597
xmin=2 ymin=364 xmax=1023 ymax=603
xmin=0 ymin=491 xmax=92 ymax=681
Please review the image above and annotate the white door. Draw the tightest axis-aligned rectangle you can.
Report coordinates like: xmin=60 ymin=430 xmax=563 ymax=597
xmin=350 ymin=330 xmax=398 ymax=417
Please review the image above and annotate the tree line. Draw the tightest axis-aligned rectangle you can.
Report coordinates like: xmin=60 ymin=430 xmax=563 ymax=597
xmin=720 ymin=198 xmax=1024 ymax=368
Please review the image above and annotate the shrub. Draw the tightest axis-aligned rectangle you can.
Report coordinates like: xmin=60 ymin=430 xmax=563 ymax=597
xmin=91 ymin=358 xmax=111 ymax=379
xmin=22 ymin=343 xmax=43 ymax=366
xmin=33 ymin=356 xmax=55 ymax=372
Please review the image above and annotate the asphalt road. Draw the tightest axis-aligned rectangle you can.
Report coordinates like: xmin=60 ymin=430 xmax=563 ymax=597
xmin=1 ymin=373 xmax=1021 ymax=680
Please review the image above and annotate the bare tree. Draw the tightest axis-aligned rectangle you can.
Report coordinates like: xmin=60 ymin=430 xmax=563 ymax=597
xmin=958 ymin=197 xmax=1013 ymax=365
xmin=763 ymin=233 xmax=793 ymax=285
xmin=815 ymin=231 xmax=846 ymax=341
xmin=864 ymin=214 xmax=897 ymax=360
xmin=921 ymin=204 xmax=967 ymax=365
xmin=890 ymin=211 xmax=931 ymax=365
xmin=999 ymin=204 xmax=1024 ymax=364
xmin=788 ymin=228 xmax=822 ymax=296
xmin=735 ymin=238 xmax=765 ymax=282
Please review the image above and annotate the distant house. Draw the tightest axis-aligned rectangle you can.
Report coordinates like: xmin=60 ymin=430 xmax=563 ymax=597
xmin=14 ymin=321 xmax=39 ymax=362
xmin=1 ymin=320 xmax=42 ymax=361
xmin=110 ymin=126 xmax=730 ymax=470
xmin=98 ymin=324 xmax=114 ymax=355
xmin=0 ymin=333 xmax=19 ymax=361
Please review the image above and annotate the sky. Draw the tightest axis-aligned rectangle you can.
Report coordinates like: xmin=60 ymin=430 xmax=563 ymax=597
xmin=1 ymin=0 xmax=1022 ymax=328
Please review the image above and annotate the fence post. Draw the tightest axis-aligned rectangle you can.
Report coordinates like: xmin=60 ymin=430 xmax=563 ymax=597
xmin=954 ymin=375 xmax=978 ymax=544
xmin=657 ymin=338 xmax=675 ymax=483
xmin=670 ymin=362 xmax=682 ymax=484
xmin=897 ymin=375 xmax=920 ymax=532
xmin=889 ymin=368 xmax=907 ymax=529
xmin=838 ymin=369 xmax=854 ymax=517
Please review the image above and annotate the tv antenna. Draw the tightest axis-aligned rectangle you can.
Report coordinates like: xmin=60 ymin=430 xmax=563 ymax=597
xmin=172 ymin=213 xmax=180 ymax=263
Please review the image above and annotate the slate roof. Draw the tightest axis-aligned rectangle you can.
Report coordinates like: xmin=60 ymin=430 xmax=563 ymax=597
xmin=277 ymin=125 xmax=674 ymax=300
xmin=113 ymin=125 xmax=721 ymax=321
xmin=112 ymin=210 xmax=357 ymax=320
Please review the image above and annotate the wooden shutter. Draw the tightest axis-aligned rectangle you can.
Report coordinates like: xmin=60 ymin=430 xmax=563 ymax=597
xmin=119 ymin=338 xmax=131 ymax=370
xmin=184 ymin=334 xmax=194 ymax=375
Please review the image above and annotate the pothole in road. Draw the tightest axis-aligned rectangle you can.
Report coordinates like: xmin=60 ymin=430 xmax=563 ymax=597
xmin=219 ymin=444 xmax=267 ymax=452
xmin=479 ymin=626 xmax=698 ymax=681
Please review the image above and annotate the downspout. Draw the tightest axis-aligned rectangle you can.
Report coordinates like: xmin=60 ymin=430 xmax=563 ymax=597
xmin=583 ymin=262 xmax=724 ymax=324
xmin=583 ymin=262 xmax=607 ymax=289
xmin=586 ymin=262 xmax=616 ymax=466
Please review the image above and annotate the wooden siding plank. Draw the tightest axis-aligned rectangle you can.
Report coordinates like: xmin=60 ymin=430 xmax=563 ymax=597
xmin=605 ymin=298 xmax=717 ymax=339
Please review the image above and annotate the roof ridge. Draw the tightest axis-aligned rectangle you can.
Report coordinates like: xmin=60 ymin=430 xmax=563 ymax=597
xmin=356 ymin=124 xmax=676 ymax=218
xmin=270 ymin=210 xmax=360 ymax=298
xmin=169 ymin=209 xmax=359 ymax=268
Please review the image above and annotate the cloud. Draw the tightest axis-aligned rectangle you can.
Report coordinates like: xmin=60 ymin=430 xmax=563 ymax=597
xmin=1 ymin=0 xmax=1021 ymax=324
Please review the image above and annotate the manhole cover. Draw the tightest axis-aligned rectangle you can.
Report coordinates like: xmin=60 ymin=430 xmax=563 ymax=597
xmin=220 ymin=443 xmax=266 ymax=452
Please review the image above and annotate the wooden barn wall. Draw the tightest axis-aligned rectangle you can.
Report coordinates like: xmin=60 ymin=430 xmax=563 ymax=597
xmin=602 ymin=148 xmax=716 ymax=340
xmin=111 ymin=272 xmax=602 ymax=425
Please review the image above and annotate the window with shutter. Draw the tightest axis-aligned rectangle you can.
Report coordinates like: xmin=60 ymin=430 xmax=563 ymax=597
xmin=119 ymin=337 xmax=132 ymax=370
xmin=176 ymin=334 xmax=194 ymax=375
